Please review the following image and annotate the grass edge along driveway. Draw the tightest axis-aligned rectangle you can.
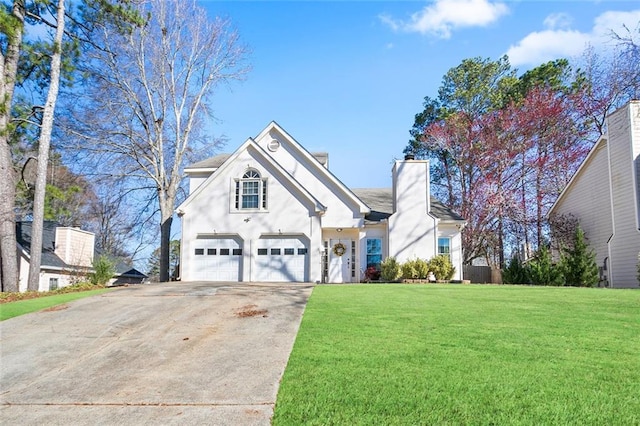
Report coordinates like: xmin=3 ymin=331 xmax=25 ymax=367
xmin=0 ymin=288 xmax=112 ymax=321
xmin=273 ymin=284 xmax=640 ymax=425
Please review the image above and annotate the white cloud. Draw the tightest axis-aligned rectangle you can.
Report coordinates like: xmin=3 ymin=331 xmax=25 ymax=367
xmin=507 ymin=9 xmax=640 ymax=66
xmin=506 ymin=30 xmax=591 ymax=67
xmin=543 ymin=12 xmax=573 ymax=30
xmin=592 ymin=10 xmax=640 ymax=42
xmin=381 ymin=0 xmax=509 ymax=39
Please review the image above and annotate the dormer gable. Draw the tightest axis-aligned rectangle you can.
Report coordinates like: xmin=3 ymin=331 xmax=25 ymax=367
xmin=177 ymin=138 xmax=327 ymax=215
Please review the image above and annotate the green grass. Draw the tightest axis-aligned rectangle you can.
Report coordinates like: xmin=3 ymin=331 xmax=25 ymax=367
xmin=0 ymin=288 xmax=111 ymax=321
xmin=273 ymin=284 xmax=640 ymax=425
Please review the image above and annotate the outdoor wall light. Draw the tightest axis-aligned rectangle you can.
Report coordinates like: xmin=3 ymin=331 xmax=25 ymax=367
xmin=336 ymin=228 xmax=343 ymax=232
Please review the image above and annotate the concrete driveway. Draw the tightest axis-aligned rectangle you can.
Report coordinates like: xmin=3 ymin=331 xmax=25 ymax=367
xmin=0 ymin=281 xmax=314 ymax=425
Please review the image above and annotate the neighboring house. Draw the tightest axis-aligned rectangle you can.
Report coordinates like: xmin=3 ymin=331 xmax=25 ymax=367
xmin=16 ymin=221 xmax=147 ymax=291
xmin=177 ymin=122 xmax=466 ymax=283
xmin=549 ymin=100 xmax=640 ymax=288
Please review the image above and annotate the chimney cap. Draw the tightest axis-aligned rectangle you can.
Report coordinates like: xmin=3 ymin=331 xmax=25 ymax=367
xmin=404 ymin=153 xmax=415 ymax=161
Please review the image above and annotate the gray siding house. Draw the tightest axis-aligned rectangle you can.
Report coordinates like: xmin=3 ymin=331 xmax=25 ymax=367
xmin=549 ymin=100 xmax=640 ymax=288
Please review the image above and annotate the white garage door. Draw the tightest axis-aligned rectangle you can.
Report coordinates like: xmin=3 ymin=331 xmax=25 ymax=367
xmin=192 ymin=237 xmax=242 ymax=281
xmin=255 ymin=236 xmax=308 ymax=282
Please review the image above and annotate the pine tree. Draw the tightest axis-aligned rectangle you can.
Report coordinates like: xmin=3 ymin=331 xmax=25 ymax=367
xmin=503 ymin=256 xmax=528 ymax=284
xmin=527 ymin=245 xmax=564 ymax=286
xmin=561 ymin=227 xmax=599 ymax=287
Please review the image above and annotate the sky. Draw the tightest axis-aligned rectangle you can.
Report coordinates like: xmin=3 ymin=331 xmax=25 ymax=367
xmin=197 ymin=0 xmax=639 ymax=189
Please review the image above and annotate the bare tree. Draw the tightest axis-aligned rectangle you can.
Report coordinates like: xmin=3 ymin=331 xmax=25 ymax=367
xmin=63 ymin=0 xmax=249 ymax=281
xmin=26 ymin=0 xmax=66 ymax=291
xmin=574 ymin=28 xmax=640 ymax=140
xmin=0 ymin=0 xmax=25 ymax=292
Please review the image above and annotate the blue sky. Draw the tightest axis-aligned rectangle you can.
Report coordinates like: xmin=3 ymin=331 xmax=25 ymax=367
xmin=199 ymin=0 xmax=639 ymax=189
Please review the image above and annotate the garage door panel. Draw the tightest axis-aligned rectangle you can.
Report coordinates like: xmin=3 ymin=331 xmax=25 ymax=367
xmin=192 ymin=237 xmax=242 ymax=281
xmin=256 ymin=237 xmax=308 ymax=282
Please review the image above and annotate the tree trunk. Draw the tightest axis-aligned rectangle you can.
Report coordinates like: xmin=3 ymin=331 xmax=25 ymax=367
xmin=0 ymin=0 xmax=25 ymax=292
xmin=159 ymin=215 xmax=172 ymax=282
xmin=0 ymin=144 xmax=18 ymax=292
xmin=27 ymin=0 xmax=66 ymax=291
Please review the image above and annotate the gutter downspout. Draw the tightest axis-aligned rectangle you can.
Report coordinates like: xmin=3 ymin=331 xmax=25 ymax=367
xmin=606 ymin=135 xmax=616 ymax=288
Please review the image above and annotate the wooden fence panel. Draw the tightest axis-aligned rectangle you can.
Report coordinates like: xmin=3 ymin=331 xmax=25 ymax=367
xmin=463 ymin=265 xmax=502 ymax=284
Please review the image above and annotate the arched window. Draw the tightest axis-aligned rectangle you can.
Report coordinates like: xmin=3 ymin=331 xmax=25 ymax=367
xmin=235 ymin=169 xmax=267 ymax=210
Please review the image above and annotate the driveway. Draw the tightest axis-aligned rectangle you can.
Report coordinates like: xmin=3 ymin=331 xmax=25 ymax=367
xmin=0 ymin=281 xmax=314 ymax=425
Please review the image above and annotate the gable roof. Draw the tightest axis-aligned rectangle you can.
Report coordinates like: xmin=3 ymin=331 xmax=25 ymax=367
xmin=16 ymin=221 xmax=67 ymax=268
xmin=180 ymin=121 xmax=368 ymax=215
xmin=186 ymin=154 xmax=231 ymax=171
xmin=185 ymin=152 xmax=329 ymax=172
xmin=352 ymin=188 xmax=465 ymax=223
xmin=177 ymin=138 xmax=327 ymax=214
xmin=254 ymin=121 xmax=369 ymax=214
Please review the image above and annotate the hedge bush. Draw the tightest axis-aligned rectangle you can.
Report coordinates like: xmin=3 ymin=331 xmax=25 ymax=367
xmin=428 ymin=255 xmax=455 ymax=281
xmin=381 ymin=257 xmax=402 ymax=282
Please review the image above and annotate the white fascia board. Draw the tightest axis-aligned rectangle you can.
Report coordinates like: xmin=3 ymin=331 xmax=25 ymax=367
xmin=256 ymin=121 xmax=370 ymax=215
xmin=184 ymin=167 xmax=218 ymax=174
xmin=547 ymin=136 xmax=607 ymax=218
xmin=176 ymin=138 xmax=327 ymax=214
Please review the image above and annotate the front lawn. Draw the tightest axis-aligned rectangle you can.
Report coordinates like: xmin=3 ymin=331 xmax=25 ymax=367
xmin=0 ymin=288 xmax=112 ymax=321
xmin=273 ymin=284 xmax=640 ymax=425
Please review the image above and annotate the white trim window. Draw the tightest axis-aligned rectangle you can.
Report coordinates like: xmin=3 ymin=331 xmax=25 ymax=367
xmin=438 ymin=237 xmax=451 ymax=259
xmin=235 ymin=169 xmax=267 ymax=210
xmin=366 ymin=238 xmax=382 ymax=270
xmin=49 ymin=277 xmax=59 ymax=290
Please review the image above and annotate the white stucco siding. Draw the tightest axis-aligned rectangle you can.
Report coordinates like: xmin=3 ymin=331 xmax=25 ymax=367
xmin=388 ymin=160 xmax=437 ymax=264
xmin=606 ymin=102 xmax=640 ymax=288
xmin=359 ymin=226 xmax=387 ymax=280
xmin=188 ymin=172 xmax=212 ymax=194
xmin=179 ymin=150 xmax=322 ymax=282
xmin=438 ymin=224 xmax=463 ymax=280
xmin=255 ymin=129 xmax=364 ymax=228
xmin=551 ymin=138 xmax=613 ymax=277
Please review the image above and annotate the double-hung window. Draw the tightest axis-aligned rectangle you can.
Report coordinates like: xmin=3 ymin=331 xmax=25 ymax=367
xmin=438 ymin=237 xmax=451 ymax=259
xmin=236 ymin=169 xmax=267 ymax=210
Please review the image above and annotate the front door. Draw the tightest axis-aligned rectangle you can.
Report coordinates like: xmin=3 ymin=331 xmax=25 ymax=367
xmin=328 ymin=239 xmax=352 ymax=283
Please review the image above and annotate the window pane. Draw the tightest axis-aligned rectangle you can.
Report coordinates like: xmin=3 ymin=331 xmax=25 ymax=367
xmin=284 ymin=248 xmax=294 ymax=255
xmin=366 ymin=238 xmax=383 ymax=269
xmin=195 ymin=248 xmax=204 ymax=255
xmin=271 ymin=248 xmax=281 ymax=255
xmin=232 ymin=249 xmax=242 ymax=255
xmin=367 ymin=238 xmax=382 ymax=255
xmin=262 ymin=180 xmax=268 ymax=209
xmin=258 ymin=248 xmax=268 ymax=255
xmin=298 ymin=248 xmax=308 ymax=255
xmin=207 ymin=248 xmax=216 ymax=255
xmin=438 ymin=238 xmax=451 ymax=256
xmin=243 ymin=170 xmax=260 ymax=179
xmin=242 ymin=181 xmax=259 ymax=209
xmin=235 ymin=182 xmax=239 ymax=209
xmin=367 ymin=254 xmax=382 ymax=268
xmin=220 ymin=248 xmax=230 ymax=255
